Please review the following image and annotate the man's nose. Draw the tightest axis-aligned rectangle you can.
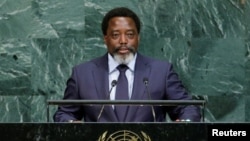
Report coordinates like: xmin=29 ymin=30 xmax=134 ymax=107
xmin=119 ymin=34 xmax=128 ymax=44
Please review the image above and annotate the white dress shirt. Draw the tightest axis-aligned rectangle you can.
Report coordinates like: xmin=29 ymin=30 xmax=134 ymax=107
xmin=108 ymin=53 xmax=136 ymax=100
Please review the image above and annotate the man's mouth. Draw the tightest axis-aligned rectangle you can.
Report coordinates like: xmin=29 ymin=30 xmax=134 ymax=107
xmin=118 ymin=47 xmax=129 ymax=54
xmin=115 ymin=46 xmax=130 ymax=54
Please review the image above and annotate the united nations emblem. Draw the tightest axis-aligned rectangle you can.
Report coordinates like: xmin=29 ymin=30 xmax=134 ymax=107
xmin=98 ymin=130 xmax=151 ymax=141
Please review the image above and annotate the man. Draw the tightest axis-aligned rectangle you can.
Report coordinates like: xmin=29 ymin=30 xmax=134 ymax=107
xmin=53 ymin=7 xmax=201 ymax=122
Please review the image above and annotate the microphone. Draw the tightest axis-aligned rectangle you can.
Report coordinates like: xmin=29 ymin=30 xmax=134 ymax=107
xmin=97 ymin=80 xmax=117 ymax=121
xmin=143 ymin=77 xmax=156 ymax=122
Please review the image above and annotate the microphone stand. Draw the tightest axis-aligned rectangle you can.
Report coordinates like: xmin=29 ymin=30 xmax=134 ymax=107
xmin=143 ymin=78 xmax=156 ymax=122
xmin=97 ymin=80 xmax=117 ymax=121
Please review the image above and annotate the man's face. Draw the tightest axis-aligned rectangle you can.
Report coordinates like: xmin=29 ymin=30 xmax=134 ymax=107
xmin=104 ymin=17 xmax=140 ymax=64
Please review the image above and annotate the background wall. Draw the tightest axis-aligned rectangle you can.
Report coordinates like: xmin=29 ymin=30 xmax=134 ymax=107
xmin=0 ymin=0 xmax=249 ymax=122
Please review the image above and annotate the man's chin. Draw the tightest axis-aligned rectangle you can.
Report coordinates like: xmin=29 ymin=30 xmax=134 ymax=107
xmin=114 ymin=52 xmax=134 ymax=64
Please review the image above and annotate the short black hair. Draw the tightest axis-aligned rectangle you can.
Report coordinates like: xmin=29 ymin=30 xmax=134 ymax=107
xmin=101 ymin=7 xmax=141 ymax=35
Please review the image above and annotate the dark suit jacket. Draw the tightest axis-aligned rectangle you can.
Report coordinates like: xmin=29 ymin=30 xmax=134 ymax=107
xmin=53 ymin=53 xmax=201 ymax=122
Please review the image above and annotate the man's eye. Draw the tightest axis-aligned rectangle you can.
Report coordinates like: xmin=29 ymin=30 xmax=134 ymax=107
xmin=112 ymin=34 xmax=120 ymax=39
xmin=126 ymin=33 xmax=135 ymax=38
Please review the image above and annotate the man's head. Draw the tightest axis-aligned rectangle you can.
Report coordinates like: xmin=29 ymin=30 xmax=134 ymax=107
xmin=102 ymin=7 xmax=141 ymax=64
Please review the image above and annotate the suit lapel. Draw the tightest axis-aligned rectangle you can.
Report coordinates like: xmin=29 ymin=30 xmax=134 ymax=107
xmin=125 ymin=54 xmax=151 ymax=121
xmin=92 ymin=53 xmax=119 ymax=121
xmin=92 ymin=54 xmax=109 ymax=100
xmin=131 ymin=55 xmax=150 ymax=100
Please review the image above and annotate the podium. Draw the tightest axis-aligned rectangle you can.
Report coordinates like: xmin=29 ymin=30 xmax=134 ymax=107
xmin=0 ymin=123 xmax=207 ymax=141
xmin=0 ymin=122 xmax=249 ymax=140
xmin=1 ymin=100 xmax=249 ymax=140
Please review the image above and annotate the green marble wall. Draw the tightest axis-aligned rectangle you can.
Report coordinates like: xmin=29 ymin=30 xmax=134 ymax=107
xmin=0 ymin=0 xmax=249 ymax=122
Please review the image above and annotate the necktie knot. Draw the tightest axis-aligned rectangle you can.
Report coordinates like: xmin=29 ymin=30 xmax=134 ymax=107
xmin=117 ymin=64 xmax=128 ymax=72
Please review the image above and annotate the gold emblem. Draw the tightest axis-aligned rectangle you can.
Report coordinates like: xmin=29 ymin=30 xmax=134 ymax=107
xmin=98 ymin=130 xmax=151 ymax=141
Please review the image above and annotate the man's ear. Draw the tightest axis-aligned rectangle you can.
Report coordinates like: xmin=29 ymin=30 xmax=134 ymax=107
xmin=103 ymin=36 xmax=107 ymax=44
